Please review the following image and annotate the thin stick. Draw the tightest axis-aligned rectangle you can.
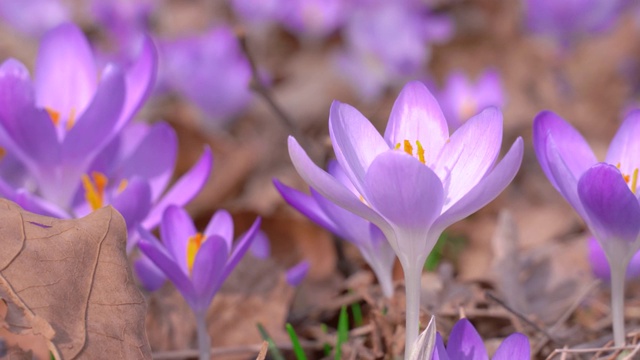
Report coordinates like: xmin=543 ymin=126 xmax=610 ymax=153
xmin=256 ymin=341 xmax=269 ymax=360
xmin=152 ymin=340 xmax=322 ymax=360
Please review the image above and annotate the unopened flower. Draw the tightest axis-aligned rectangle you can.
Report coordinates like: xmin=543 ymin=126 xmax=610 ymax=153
xmin=533 ymin=110 xmax=640 ymax=346
xmin=435 ymin=69 xmax=504 ymax=131
xmin=288 ymin=80 xmax=523 ymax=356
xmin=275 ymin=160 xmax=396 ymax=297
xmin=286 ymin=260 xmax=311 ymax=286
xmin=432 ymin=318 xmax=530 ymax=360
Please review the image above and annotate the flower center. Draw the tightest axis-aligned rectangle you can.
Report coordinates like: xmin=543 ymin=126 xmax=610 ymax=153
xmin=460 ymin=98 xmax=477 ymax=120
xmin=616 ymin=163 xmax=639 ymax=194
xmin=395 ymin=139 xmax=425 ymax=164
xmin=186 ymin=232 xmax=205 ymax=273
xmin=81 ymin=171 xmax=128 ymax=211
xmin=45 ymin=107 xmax=76 ymax=130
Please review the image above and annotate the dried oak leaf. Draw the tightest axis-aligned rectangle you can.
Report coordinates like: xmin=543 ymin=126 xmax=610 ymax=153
xmin=0 ymin=297 xmax=51 ymax=359
xmin=0 ymin=200 xmax=150 ymax=359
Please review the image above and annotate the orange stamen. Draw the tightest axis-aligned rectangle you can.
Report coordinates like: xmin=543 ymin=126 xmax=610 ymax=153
xmin=45 ymin=107 xmax=60 ymax=126
xmin=81 ymin=172 xmax=108 ymax=211
xmin=186 ymin=233 xmax=205 ymax=272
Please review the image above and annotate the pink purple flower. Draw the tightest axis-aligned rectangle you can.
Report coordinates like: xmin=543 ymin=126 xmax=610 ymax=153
xmin=0 ymin=0 xmax=68 ymax=37
xmin=288 ymin=80 xmax=523 ymax=356
xmin=432 ymin=318 xmax=530 ymax=360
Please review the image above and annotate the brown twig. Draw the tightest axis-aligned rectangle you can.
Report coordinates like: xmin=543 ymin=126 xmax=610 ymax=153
xmin=152 ymin=340 xmax=322 ymax=360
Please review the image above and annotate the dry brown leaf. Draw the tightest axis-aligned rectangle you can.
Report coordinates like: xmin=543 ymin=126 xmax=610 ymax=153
xmin=0 ymin=200 xmax=150 ymax=359
xmin=0 ymin=298 xmax=50 ymax=359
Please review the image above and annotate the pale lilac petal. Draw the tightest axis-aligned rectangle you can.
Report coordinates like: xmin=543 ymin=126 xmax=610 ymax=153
xmin=134 ymin=254 xmax=167 ymax=291
xmin=273 ymin=180 xmax=341 ymax=236
xmin=435 ymin=107 xmax=502 ymax=206
xmin=204 ymin=209 xmax=234 ymax=250
xmin=222 ymin=217 xmax=261 ymax=280
xmin=432 ymin=333 xmax=449 ymax=360
xmin=142 ymin=147 xmax=212 ymax=230
xmin=160 ymin=205 xmax=197 ymax=274
xmin=62 ymin=64 xmax=125 ymax=163
xmin=285 ymin=260 xmax=310 ymax=286
xmin=533 ymin=111 xmax=596 ymax=188
xmin=578 ymin=163 xmax=640 ymax=244
xmin=120 ymin=122 xmax=177 ymax=201
xmin=288 ymin=136 xmax=393 ymax=236
xmin=0 ymin=59 xmax=59 ymax=174
xmin=118 ymin=35 xmax=158 ymax=130
xmin=311 ymin=187 xmax=369 ymax=244
xmin=446 ymin=319 xmax=488 ymax=360
xmin=137 ymin=233 xmax=196 ymax=308
xmin=14 ymin=188 xmax=70 ymax=219
xmin=545 ymin=135 xmax=586 ymax=218
xmin=491 ymin=333 xmax=530 ymax=360
xmin=35 ymin=23 xmax=97 ymax=118
xmin=250 ymin=230 xmax=270 ymax=259
xmin=384 ymin=80 xmax=449 ymax=165
xmin=588 ymin=236 xmax=640 ymax=280
xmin=365 ymin=151 xmax=443 ymax=230
xmin=605 ymin=110 xmax=640 ymax=180
xmin=329 ymin=101 xmax=389 ymax=194
xmin=435 ymin=138 xmax=523 ymax=230
xmin=191 ymin=235 xmax=228 ymax=312
xmin=110 ymin=178 xmax=152 ymax=232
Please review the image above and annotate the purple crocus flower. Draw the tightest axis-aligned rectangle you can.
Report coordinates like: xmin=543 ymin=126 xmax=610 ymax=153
xmin=275 ymin=160 xmax=396 ymax=298
xmin=432 ymin=318 xmax=530 ymax=360
xmin=588 ymin=236 xmax=640 ymax=281
xmin=0 ymin=22 xmax=157 ymax=215
xmin=137 ymin=205 xmax=261 ymax=359
xmin=158 ymin=27 xmax=253 ymax=126
xmin=0 ymin=0 xmax=68 ymax=37
xmin=523 ymin=0 xmax=628 ymax=47
xmin=286 ymin=260 xmax=311 ymax=286
xmin=533 ymin=110 xmax=640 ymax=346
xmin=79 ymin=121 xmax=213 ymax=250
xmin=279 ymin=0 xmax=347 ymax=39
xmin=435 ymin=69 xmax=505 ymax=131
xmin=335 ymin=0 xmax=453 ymax=101
xmin=288 ymin=80 xmax=523 ymax=357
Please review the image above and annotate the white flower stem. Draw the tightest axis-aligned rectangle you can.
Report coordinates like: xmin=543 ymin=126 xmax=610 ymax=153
xmin=403 ymin=263 xmax=422 ymax=359
xmin=195 ymin=311 xmax=211 ymax=360
xmin=610 ymin=262 xmax=627 ymax=348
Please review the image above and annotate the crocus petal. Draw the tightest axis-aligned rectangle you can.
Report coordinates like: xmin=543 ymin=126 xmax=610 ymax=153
xmin=533 ymin=111 xmax=596 ymax=188
xmin=222 ymin=217 xmax=261 ymax=280
xmin=435 ymin=137 xmax=523 ymax=230
xmin=491 ymin=333 xmax=530 ymax=360
xmin=544 ymin=135 xmax=586 ymax=218
xmin=384 ymin=80 xmax=448 ymax=165
xmin=204 ymin=209 xmax=234 ymax=250
xmin=134 ymin=254 xmax=167 ymax=292
xmin=311 ymin=187 xmax=370 ymax=244
xmin=35 ymin=23 xmax=97 ymax=118
xmin=110 ymin=178 xmax=152 ymax=233
xmin=62 ymin=64 xmax=126 ymax=162
xmin=120 ymin=122 xmax=177 ymax=200
xmin=329 ymin=100 xmax=389 ymax=194
xmin=142 ymin=146 xmax=212 ymax=230
xmin=160 ymin=205 xmax=197 ymax=274
xmin=605 ymin=110 xmax=640 ymax=178
xmin=446 ymin=319 xmax=488 ymax=360
xmin=137 ymin=233 xmax=196 ymax=308
xmin=435 ymin=107 xmax=502 ymax=206
xmin=14 ymin=188 xmax=70 ymax=219
xmin=432 ymin=333 xmax=450 ymax=360
xmin=250 ymin=230 xmax=271 ymax=259
xmin=274 ymin=179 xmax=341 ymax=236
xmin=285 ymin=260 xmax=310 ymax=286
xmin=117 ymin=35 xmax=158 ymax=131
xmin=191 ymin=235 xmax=228 ymax=312
xmin=578 ymin=163 xmax=640 ymax=245
xmin=365 ymin=151 xmax=443 ymax=231
xmin=288 ymin=136 xmax=393 ymax=237
xmin=0 ymin=59 xmax=60 ymax=176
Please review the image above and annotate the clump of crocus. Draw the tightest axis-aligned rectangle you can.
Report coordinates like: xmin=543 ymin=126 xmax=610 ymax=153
xmin=432 ymin=318 xmax=530 ymax=359
xmin=533 ymin=110 xmax=640 ymax=347
xmin=275 ymin=160 xmax=396 ymax=297
xmin=434 ymin=69 xmax=504 ymax=131
xmin=288 ymin=80 xmax=523 ymax=357
xmin=136 ymin=205 xmax=261 ymax=360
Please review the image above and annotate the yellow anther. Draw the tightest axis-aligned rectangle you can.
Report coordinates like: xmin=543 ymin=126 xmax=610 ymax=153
xmin=394 ymin=142 xmax=401 ymax=150
xmin=45 ymin=107 xmax=60 ymax=126
xmin=186 ymin=232 xmax=205 ymax=273
xmin=117 ymin=179 xmax=128 ymax=194
xmin=66 ymin=108 xmax=76 ymax=130
xmin=416 ymin=140 xmax=425 ymax=164
xmin=81 ymin=172 xmax=108 ymax=211
xmin=632 ymin=169 xmax=639 ymax=194
xmin=403 ymin=140 xmax=413 ymax=155
xmin=460 ymin=98 xmax=477 ymax=120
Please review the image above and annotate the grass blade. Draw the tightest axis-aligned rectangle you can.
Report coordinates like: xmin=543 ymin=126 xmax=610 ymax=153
xmin=256 ymin=323 xmax=286 ymax=360
xmin=286 ymin=323 xmax=308 ymax=360
xmin=335 ymin=305 xmax=349 ymax=360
